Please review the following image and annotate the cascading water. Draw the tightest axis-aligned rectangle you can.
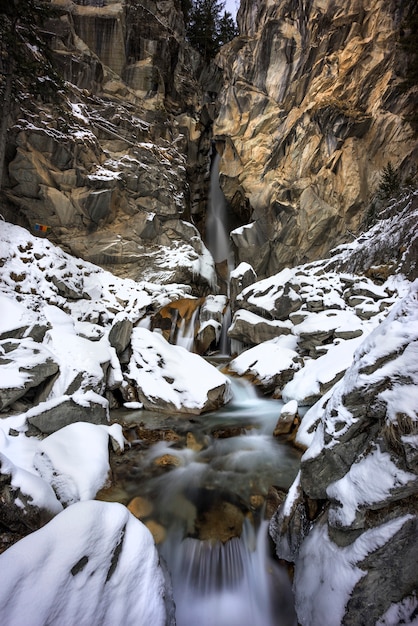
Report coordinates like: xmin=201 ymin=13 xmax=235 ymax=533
xmin=206 ymin=152 xmax=234 ymax=268
xmin=206 ymin=151 xmax=234 ymax=355
xmin=109 ymin=377 xmax=300 ymax=626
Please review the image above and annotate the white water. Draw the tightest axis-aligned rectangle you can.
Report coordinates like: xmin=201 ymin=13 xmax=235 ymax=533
xmin=176 ymin=308 xmax=199 ymax=352
xmin=162 ymin=520 xmax=296 ymax=626
xmin=206 ymin=152 xmax=233 ymax=267
xmin=123 ymin=377 xmax=299 ymax=626
xmin=110 ymin=376 xmax=299 ymax=626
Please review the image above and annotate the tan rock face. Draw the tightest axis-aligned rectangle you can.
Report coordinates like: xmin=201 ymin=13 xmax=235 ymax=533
xmin=215 ymin=0 xmax=417 ymax=276
xmin=3 ymin=0 xmax=222 ymax=294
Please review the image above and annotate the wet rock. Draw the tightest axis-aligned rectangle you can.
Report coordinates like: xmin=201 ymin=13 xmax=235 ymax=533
xmin=145 ymin=519 xmax=167 ymax=545
xmin=273 ymin=400 xmax=299 ymax=437
xmin=153 ymin=454 xmax=182 ymax=469
xmin=194 ymin=500 xmax=245 ymax=543
xmin=127 ymin=496 xmax=153 ymax=520
xmin=186 ymin=432 xmax=204 ymax=452
xmin=265 ymin=486 xmax=287 ymax=521
xmin=211 ymin=425 xmax=248 ymax=439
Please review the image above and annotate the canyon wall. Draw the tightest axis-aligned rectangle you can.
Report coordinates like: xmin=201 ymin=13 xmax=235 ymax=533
xmin=214 ymin=0 xmax=417 ymax=277
xmin=2 ymin=0 xmax=221 ymax=291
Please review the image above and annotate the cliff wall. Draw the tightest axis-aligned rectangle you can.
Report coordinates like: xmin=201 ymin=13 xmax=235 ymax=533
xmin=1 ymin=0 xmax=221 ymax=291
xmin=215 ymin=0 xmax=417 ymax=276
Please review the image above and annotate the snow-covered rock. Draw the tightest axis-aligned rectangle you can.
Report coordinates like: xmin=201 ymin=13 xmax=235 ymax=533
xmin=0 ymin=500 xmax=171 ymax=626
xmin=0 ymin=419 xmax=123 ymax=517
xmin=0 ymin=338 xmax=59 ymax=411
xmin=270 ymin=280 xmax=418 ymax=625
xmin=228 ymin=335 xmax=301 ymax=393
xmin=126 ymin=328 xmax=232 ymax=414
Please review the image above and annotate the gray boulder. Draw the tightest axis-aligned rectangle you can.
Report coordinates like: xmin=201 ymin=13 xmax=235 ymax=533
xmin=27 ymin=394 xmax=109 ymax=434
xmin=0 ymin=339 xmax=59 ymax=412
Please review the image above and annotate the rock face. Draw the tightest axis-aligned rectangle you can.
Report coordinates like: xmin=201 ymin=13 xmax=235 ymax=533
xmin=215 ymin=0 xmax=417 ymax=276
xmin=2 ymin=0 xmax=221 ymax=292
xmin=269 ymin=281 xmax=418 ymax=625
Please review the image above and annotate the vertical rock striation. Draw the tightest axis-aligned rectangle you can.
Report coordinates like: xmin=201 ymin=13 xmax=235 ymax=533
xmin=214 ymin=0 xmax=418 ymax=276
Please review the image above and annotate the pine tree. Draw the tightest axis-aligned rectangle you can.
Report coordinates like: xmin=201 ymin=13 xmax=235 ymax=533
xmin=378 ymin=162 xmax=401 ymax=199
xmin=186 ymin=0 xmax=237 ymax=61
xmin=217 ymin=10 xmax=238 ymax=48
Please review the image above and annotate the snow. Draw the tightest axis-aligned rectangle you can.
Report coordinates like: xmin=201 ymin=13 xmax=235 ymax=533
xmin=282 ymin=335 xmax=365 ymax=404
xmin=326 ymin=444 xmax=416 ymax=527
xmin=0 ymin=501 xmax=167 ymax=626
xmin=43 ymin=305 xmax=114 ymax=397
xmin=294 ymin=515 xmax=414 ymax=626
xmin=376 ymin=595 xmax=418 ymax=626
xmin=0 ymin=337 xmax=56 ymax=391
xmin=0 ymin=294 xmax=37 ymax=335
xmin=229 ymin=335 xmax=299 ymax=386
xmin=0 ymin=417 xmax=123 ymax=510
xmin=292 ymin=309 xmax=364 ymax=334
xmin=230 ymin=262 xmax=254 ymax=279
xmin=127 ymin=327 xmax=232 ymax=412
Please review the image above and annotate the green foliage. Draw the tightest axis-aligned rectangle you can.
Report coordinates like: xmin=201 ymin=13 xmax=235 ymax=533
xmin=186 ymin=0 xmax=238 ymax=61
xmin=378 ymin=162 xmax=401 ymax=200
xmin=363 ymin=163 xmax=402 ymax=229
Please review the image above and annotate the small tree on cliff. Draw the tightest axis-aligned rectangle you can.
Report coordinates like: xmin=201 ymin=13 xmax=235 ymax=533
xmin=0 ymin=0 xmax=61 ymax=189
xmin=186 ymin=0 xmax=238 ymax=61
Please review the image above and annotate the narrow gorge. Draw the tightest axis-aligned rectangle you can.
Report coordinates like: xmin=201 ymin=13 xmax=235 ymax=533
xmin=0 ymin=1 xmax=417 ymax=625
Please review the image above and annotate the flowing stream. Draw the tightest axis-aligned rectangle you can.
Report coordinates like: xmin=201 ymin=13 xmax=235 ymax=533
xmin=109 ymin=377 xmax=300 ymax=625
xmin=104 ymin=152 xmax=299 ymax=624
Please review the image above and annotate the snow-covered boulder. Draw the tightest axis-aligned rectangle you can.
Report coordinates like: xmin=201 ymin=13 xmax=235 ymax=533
xmin=26 ymin=392 xmax=109 ymax=434
xmin=270 ymin=281 xmax=418 ymax=625
xmin=228 ymin=309 xmax=292 ymax=346
xmin=281 ymin=335 xmax=365 ymax=406
xmin=0 ymin=337 xmax=59 ymax=411
xmin=126 ymin=328 xmax=232 ymax=414
xmin=0 ymin=419 xmax=124 ymax=537
xmin=0 ymin=500 xmax=172 ymax=626
xmin=227 ymin=335 xmax=301 ymax=393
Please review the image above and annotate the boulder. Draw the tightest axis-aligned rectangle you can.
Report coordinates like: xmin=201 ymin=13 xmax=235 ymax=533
xmin=0 ymin=338 xmax=59 ymax=411
xmin=0 ymin=501 xmax=171 ymax=625
xmin=228 ymin=309 xmax=292 ymax=345
xmin=229 ymin=262 xmax=257 ymax=313
xmin=273 ymin=400 xmax=299 ymax=437
xmin=228 ymin=335 xmax=301 ymax=394
xmin=108 ymin=316 xmax=133 ymax=356
xmin=26 ymin=393 xmax=109 ymax=435
xmin=126 ymin=328 xmax=232 ymax=414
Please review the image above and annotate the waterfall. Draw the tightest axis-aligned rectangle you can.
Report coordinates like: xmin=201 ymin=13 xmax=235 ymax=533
xmin=110 ymin=375 xmax=300 ymax=626
xmin=162 ymin=520 xmax=296 ymax=626
xmin=206 ymin=152 xmax=233 ymax=268
xmin=176 ymin=308 xmax=199 ymax=352
xmin=206 ymin=151 xmax=234 ymax=355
